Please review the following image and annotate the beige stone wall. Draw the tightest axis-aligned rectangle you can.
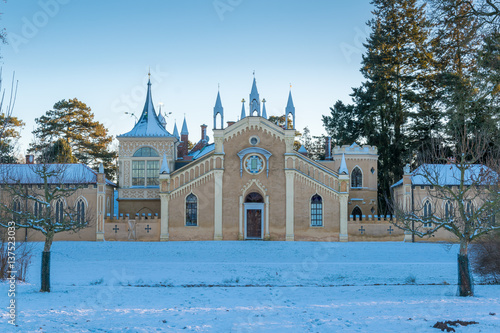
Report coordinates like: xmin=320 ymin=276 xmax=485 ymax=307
xmin=2 ymin=183 xmax=115 ymax=242
xmin=168 ymin=177 xmax=215 ymax=241
xmin=293 ymin=176 xmax=340 ymax=241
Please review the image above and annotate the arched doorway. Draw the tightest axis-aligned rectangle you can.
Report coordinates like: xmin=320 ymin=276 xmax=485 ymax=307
xmin=245 ymin=192 xmax=264 ymax=239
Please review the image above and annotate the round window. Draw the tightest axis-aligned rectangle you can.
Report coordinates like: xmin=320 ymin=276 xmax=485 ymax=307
xmin=249 ymin=136 xmax=260 ymax=145
xmin=245 ymin=155 xmax=264 ymax=174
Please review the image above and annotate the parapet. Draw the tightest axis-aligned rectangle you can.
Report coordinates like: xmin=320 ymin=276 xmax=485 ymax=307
xmin=332 ymin=143 xmax=378 ymax=156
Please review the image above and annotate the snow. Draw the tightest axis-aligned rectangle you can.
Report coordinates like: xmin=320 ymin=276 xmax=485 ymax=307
xmin=393 ymin=164 xmax=497 ymax=188
xmin=1 ymin=242 xmax=499 ymax=332
xmin=0 ymin=163 xmax=115 ymax=186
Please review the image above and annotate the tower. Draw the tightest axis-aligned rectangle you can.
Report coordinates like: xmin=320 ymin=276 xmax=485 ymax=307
xmin=249 ymin=77 xmax=260 ymax=116
xmin=213 ymin=90 xmax=224 ymax=129
xmin=285 ymin=90 xmax=296 ymax=129
xmin=179 ymin=116 xmax=189 ymax=159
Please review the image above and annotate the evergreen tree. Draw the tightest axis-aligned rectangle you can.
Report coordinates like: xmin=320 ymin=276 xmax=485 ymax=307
xmin=0 ymin=113 xmax=23 ymax=163
xmin=30 ymin=99 xmax=116 ymax=179
xmin=322 ymin=101 xmax=361 ymax=146
xmin=353 ymin=0 xmax=433 ymax=208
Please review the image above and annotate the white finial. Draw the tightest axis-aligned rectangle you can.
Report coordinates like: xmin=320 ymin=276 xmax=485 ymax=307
xmin=98 ymin=163 xmax=104 ymax=174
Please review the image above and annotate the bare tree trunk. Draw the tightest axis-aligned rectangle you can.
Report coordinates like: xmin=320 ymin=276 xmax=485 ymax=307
xmin=458 ymin=239 xmax=474 ymax=296
xmin=40 ymin=232 xmax=54 ymax=292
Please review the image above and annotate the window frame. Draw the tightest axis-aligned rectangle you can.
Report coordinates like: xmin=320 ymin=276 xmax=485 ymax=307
xmin=423 ymin=200 xmax=432 ymax=228
xmin=351 ymin=167 xmax=363 ymax=188
xmin=185 ymin=193 xmax=198 ymax=226
xmin=54 ymin=199 xmax=64 ymax=224
xmin=76 ymin=198 xmax=86 ymax=224
xmin=310 ymin=194 xmax=323 ymax=227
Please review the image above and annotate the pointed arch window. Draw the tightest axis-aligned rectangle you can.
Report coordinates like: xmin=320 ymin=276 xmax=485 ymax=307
xmin=445 ymin=201 xmax=453 ymax=220
xmin=466 ymin=201 xmax=474 ymax=218
xmin=352 ymin=206 xmax=362 ymax=221
xmin=55 ymin=199 xmax=64 ymax=223
xmin=34 ymin=200 xmax=43 ymax=220
xmin=12 ymin=198 xmax=21 ymax=222
xmin=423 ymin=200 xmax=432 ymax=227
xmin=76 ymin=198 xmax=86 ymax=224
xmin=186 ymin=194 xmax=198 ymax=226
xmin=311 ymin=194 xmax=323 ymax=226
xmin=351 ymin=167 xmax=362 ymax=188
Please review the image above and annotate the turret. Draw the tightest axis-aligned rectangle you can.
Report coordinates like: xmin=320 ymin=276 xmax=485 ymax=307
xmin=285 ymin=90 xmax=296 ymax=129
xmin=213 ymin=90 xmax=224 ymax=129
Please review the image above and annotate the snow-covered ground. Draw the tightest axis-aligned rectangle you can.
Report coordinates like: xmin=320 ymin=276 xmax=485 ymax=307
xmin=1 ymin=241 xmax=499 ymax=332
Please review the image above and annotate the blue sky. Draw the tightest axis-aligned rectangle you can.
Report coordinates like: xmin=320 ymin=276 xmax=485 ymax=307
xmin=0 ymin=0 xmax=373 ymax=153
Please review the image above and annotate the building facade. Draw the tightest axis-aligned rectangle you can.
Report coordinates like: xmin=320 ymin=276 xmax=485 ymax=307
xmin=109 ymin=76 xmax=393 ymax=242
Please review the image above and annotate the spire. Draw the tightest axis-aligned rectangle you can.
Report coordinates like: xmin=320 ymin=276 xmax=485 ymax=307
xmin=158 ymin=105 xmax=167 ymax=128
xmin=173 ymin=122 xmax=180 ymax=140
xmin=181 ymin=116 xmax=189 ymax=136
xmin=160 ymin=153 xmax=170 ymax=174
xmin=118 ymin=74 xmax=173 ymax=138
xmin=339 ymin=153 xmax=348 ymax=175
xmin=249 ymin=77 xmax=261 ymax=116
xmin=262 ymin=98 xmax=267 ymax=119
xmin=213 ymin=90 xmax=224 ymax=129
xmin=285 ymin=90 xmax=296 ymax=129
xmin=240 ymin=98 xmax=246 ymax=119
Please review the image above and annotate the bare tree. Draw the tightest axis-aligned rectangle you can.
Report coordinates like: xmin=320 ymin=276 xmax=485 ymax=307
xmin=0 ymin=69 xmax=19 ymax=146
xmin=0 ymin=161 xmax=94 ymax=292
xmin=392 ymin=129 xmax=500 ymax=296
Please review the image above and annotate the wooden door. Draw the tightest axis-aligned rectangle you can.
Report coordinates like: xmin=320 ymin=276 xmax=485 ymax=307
xmin=246 ymin=209 xmax=262 ymax=239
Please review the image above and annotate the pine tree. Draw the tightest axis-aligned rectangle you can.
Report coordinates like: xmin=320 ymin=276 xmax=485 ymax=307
xmin=353 ymin=0 xmax=433 ymax=208
xmin=322 ymin=100 xmax=361 ymax=146
xmin=30 ymin=99 xmax=116 ymax=179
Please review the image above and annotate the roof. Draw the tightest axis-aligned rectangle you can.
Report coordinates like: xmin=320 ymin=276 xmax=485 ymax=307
xmin=0 ymin=163 xmax=116 ymax=186
xmin=118 ymin=78 xmax=174 ymax=138
xmin=286 ymin=91 xmax=295 ymax=111
xmin=392 ymin=164 xmax=496 ymax=188
xmin=188 ymin=143 xmax=215 ymax=160
xmin=339 ymin=153 xmax=348 ymax=175
xmin=214 ymin=91 xmax=223 ymax=115
xmin=181 ymin=117 xmax=189 ymax=136
xmin=298 ymin=145 xmax=308 ymax=153
xmin=173 ymin=123 xmax=180 ymax=140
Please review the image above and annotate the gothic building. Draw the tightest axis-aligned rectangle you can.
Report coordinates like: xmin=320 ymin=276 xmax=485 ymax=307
xmin=114 ymin=75 xmax=381 ymax=241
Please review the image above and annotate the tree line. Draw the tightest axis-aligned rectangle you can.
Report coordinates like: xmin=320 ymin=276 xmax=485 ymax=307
xmin=322 ymin=0 xmax=499 ymax=211
xmin=1 ymin=98 xmax=116 ymax=179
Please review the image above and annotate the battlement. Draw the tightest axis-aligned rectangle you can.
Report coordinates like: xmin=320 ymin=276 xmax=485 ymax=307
xmin=105 ymin=213 xmax=160 ymax=222
xmin=332 ymin=143 xmax=378 ymax=156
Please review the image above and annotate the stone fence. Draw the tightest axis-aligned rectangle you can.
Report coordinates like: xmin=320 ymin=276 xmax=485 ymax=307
xmin=104 ymin=213 xmax=160 ymax=241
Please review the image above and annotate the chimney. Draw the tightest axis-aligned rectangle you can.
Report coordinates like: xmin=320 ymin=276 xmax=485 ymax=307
xmin=26 ymin=154 xmax=34 ymax=164
xmin=227 ymin=121 xmax=235 ymax=127
xmin=325 ymin=137 xmax=332 ymax=160
xmin=201 ymin=124 xmax=207 ymax=142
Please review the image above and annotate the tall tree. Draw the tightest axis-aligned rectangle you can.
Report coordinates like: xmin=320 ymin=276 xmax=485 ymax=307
xmin=322 ymin=100 xmax=361 ymax=146
xmin=353 ymin=0 xmax=433 ymax=209
xmin=0 ymin=70 xmax=22 ymax=163
xmin=30 ymin=99 xmax=116 ymax=179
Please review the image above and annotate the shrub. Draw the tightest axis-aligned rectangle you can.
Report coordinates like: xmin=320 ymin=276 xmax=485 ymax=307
xmin=0 ymin=228 xmax=34 ymax=282
xmin=471 ymin=231 xmax=500 ymax=284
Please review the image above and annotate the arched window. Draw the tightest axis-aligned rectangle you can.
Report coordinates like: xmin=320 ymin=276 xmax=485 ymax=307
xmin=34 ymin=200 xmax=43 ymax=220
xmin=352 ymin=206 xmax=362 ymax=221
xmin=466 ymin=201 xmax=474 ymax=217
xmin=311 ymin=194 xmax=323 ymax=226
xmin=76 ymin=198 xmax=86 ymax=224
xmin=351 ymin=167 xmax=362 ymax=188
xmin=186 ymin=194 xmax=197 ymax=226
xmin=245 ymin=192 xmax=264 ymax=203
xmin=133 ymin=147 xmax=159 ymax=157
xmin=423 ymin=200 xmax=432 ymax=227
xmin=12 ymin=198 xmax=21 ymax=222
xmin=55 ymin=199 xmax=64 ymax=223
xmin=445 ymin=201 xmax=453 ymax=220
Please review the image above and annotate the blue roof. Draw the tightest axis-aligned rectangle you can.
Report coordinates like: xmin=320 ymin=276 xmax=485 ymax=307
xmin=214 ymin=91 xmax=223 ymax=115
xmin=392 ymin=164 xmax=496 ymax=188
xmin=173 ymin=123 xmax=180 ymax=140
xmin=181 ymin=117 xmax=189 ymax=136
xmin=286 ymin=90 xmax=295 ymax=111
xmin=0 ymin=163 xmax=116 ymax=186
xmin=118 ymin=78 xmax=174 ymax=138
xmin=188 ymin=143 xmax=215 ymax=160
